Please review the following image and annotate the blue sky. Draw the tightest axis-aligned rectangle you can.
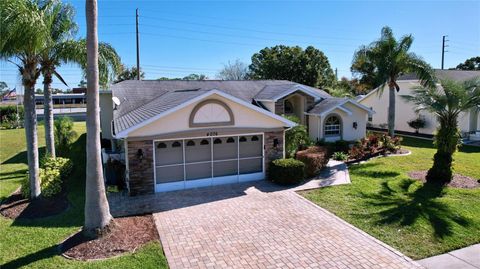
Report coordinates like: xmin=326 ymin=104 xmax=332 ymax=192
xmin=1 ymin=0 xmax=479 ymax=91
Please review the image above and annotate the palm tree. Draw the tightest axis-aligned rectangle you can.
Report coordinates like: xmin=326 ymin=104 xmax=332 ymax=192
xmin=352 ymin=26 xmax=436 ymax=137
xmin=403 ymin=78 xmax=480 ymax=185
xmin=41 ymin=0 xmax=121 ymax=158
xmin=0 ymin=0 xmax=51 ymax=199
xmin=84 ymin=0 xmax=113 ymax=237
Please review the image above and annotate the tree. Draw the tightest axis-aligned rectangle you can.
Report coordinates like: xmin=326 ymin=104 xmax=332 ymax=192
xmin=54 ymin=116 xmax=77 ymax=157
xmin=283 ymin=115 xmax=311 ymax=158
xmin=352 ymin=26 xmax=436 ymax=137
xmin=454 ymin=56 xmax=480 ymax=70
xmin=39 ymin=0 xmax=121 ymax=158
xmin=78 ymin=79 xmax=87 ymax=87
xmin=249 ymin=45 xmax=335 ymax=88
xmin=114 ymin=65 xmax=144 ymax=83
xmin=84 ymin=0 xmax=113 ymax=237
xmin=218 ymin=59 xmax=249 ymax=80
xmin=182 ymin=73 xmax=207 ymax=80
xmin=402 ymin=78 xmax=480 ymax=185
xmin=0 ymin=0 xmax=51 ymax=199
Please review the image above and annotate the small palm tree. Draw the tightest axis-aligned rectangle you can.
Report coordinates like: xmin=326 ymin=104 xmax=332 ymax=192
xmin=403 ymin=78 xmax=480 ymax=185
xmin=84 ymin=0 xmax=113 ymax=237
xmin=0 ymin=0 xmax=51 ymax=199
xmin=40 ymin=0 xmax=121 ymax=158
xmin=352 ymin=26 xmax=436 ymax=137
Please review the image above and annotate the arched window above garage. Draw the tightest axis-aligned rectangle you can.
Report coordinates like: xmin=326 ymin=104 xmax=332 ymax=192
xmin=189 ymin=99 xmax=234 ymax=127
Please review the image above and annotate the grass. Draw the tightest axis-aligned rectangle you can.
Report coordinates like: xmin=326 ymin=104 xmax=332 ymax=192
xmin=302 ymin=136 xmax=480 ymax=260
xmin=0 ymin=122 xmax=168 ymax=268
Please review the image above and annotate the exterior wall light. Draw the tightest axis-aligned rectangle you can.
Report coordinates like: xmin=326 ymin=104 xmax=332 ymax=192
xmin=136 ymin=149 xmax=144 ymax=161
xmin=353 ymin=122 xmax=358 ymax=129
xmin=273 ymin=138 xmax=279 ymax=148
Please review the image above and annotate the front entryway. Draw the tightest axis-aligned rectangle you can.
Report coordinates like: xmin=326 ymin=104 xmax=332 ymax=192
xmin=154 ymin=134 xmax=264 ymax=192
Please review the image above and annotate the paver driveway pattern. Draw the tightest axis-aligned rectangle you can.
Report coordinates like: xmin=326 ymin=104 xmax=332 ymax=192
xmin=153 ymin=183 xmax=421 ymax=269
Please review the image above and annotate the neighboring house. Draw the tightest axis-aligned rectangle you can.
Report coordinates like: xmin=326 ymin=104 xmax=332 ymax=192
xmin=100 ymin=80 xmax=372 ymax=194
xmin=359 ymin=70 xmax=480 ymax=139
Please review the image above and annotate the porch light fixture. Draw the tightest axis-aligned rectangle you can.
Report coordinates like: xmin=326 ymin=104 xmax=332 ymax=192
xmin=136 ymin=149 xmax=144 ymax=161
xmin=273 ymin=138 xmax=279 ymax=148
xmin=353 ymin=122 xmax=358 ymax=129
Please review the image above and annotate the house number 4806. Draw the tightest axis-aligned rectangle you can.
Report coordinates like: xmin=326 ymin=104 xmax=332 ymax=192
xmin=206 ymin=132 xmax=218 ymax=136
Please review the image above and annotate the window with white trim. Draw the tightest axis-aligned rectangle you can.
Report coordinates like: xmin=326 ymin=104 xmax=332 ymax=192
xmin=324 ymin=115 xmax=341 ymax=136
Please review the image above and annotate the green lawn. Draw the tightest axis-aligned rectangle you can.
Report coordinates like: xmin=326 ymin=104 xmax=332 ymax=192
xmin=0 ymin=122 xmax=168 ymax=268
xmin=303 ymin=137 xmax=480 ymax=260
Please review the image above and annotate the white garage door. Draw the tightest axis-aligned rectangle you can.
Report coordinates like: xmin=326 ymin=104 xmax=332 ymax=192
xmin=154 ymin=134 xmax=264 ymax=192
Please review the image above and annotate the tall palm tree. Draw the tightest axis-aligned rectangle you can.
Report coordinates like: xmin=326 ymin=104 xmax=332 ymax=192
xmin=41 ymin=0 xmax=121 ymax=158
xmin=84 ymin=0 xmax=113 ymax=237
xmin=352 ymin=26 xmax=436 ymax=137
xmin=0 ymin=0 xmax=51 ymax=199
xmin=403 ymin=78 xmax=480 ymax=185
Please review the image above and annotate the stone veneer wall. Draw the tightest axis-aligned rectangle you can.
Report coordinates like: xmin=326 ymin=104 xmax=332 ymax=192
xmin=264 ymin=130 xmax=285 ymax=173
xmin=127 ymin=140 xmax=154 ymax=196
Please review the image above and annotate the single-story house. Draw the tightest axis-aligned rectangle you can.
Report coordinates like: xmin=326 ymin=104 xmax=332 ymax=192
xmin=100 ymin=80 xmax=373 ymax=194
xmin=358 ymin=70 xmax=480 ymax=140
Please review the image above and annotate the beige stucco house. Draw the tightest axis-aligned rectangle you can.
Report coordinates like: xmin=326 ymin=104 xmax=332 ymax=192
xmin=359 ymin=70 xmax=480 ymax=139
xmin=100 ymin=80 xmax=372 ymax=194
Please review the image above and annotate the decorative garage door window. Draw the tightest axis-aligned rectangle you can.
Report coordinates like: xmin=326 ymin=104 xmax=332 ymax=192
xmin=154 ymin=135 xmax=264 ymax=190
xmin=324 ymin=115 xmax=341 ymax=136
xmin=189 ymin=99 xmax=234 ymax=127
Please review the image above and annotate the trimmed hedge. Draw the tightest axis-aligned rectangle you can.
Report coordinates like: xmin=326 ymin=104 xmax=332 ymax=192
xmin=268 ymin=158 xmax=305 ymax=185
xmin=296 ymin=146 xmax=329 ymax=178
xmin=0 ymin=105 xmax=24 ymax=129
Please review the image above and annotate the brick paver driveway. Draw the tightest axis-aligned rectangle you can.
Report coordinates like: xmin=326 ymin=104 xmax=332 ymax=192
xmin=153 ymin=182 xmax=420 ymax=269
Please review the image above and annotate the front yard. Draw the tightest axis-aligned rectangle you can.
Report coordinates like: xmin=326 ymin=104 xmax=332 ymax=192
xmin=0 ymin=122 xmax=168 ymax=268
xmin=302 ymin=137 xmax=480 ymax=260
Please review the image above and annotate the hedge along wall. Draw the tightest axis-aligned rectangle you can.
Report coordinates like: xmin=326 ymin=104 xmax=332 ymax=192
xmin=295 ymin=146 xmax=329 ymax=178
xmin=0 ymin=105 xmax=24 ymax=123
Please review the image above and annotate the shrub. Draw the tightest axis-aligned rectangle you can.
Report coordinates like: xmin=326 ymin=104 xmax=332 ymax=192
xmin=380 ymin=134 xmax=402 ymax=153
xmin=296 ymin=146 xmax=329 ymax=177
xmin=407 ymin=116 xmax=427 ymax=133
xmin=348 ymin=133 xmax=403 ymax=161
xmin=0 ymin=105 xmax=24 ymax=129
xmin=54 ymin=117 xmax=77 ymax=157
xmin=22 ymin=157 xmax=73 ymax=198
xmin=332 ymin=151 xmax=348 ymax=161
xmin=283 ymin=115 xmax=312 ymax=158
xmin=268 ymin=158 xmax=305 ymax=185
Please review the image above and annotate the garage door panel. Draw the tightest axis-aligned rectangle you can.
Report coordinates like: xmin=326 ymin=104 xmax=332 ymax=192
xmin=213 ymin=160 xmax=238 ymax=177
xmin=185 ymin=139 xmax=211 ymax=163
xmin=186 ymin=163 xmax=211 ymax=180
xmin=213 ymin=137 xmax=238 ymax=160
xmin=239 ymin=135 xmax=262 ymax=158
xmin=155 ymin=141 xmax=183 ymax=166
xmin=239 ymin=158 xmax=263 ymax=174
xmin=156 ymin=165 xmax=184 ymax=183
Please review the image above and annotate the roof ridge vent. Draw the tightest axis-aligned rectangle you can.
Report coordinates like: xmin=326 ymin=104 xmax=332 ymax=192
xmin=174 ymin=88 xmax=201 ymax=92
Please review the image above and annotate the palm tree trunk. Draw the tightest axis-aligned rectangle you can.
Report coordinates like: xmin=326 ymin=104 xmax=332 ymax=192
xmin=43 ymin=72 xmax=55 ymax=158
xmin=23 ymin=83 xmax=41 ymax=199
xmin=426 ymin=114 xmax=459 ymax=185
xmin=388 ymin=85 xmax=396 ymax=137
xmin=83 ymin=0 xmax=112 ymax=237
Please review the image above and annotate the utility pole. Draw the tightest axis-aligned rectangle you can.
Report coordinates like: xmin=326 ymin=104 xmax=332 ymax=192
xmin=136 ymin=8 xmax=140 ymax=80
xmin=335 ymin=68 xmax=338 ymax=81
xmin=441 ymin=35 xmax=448 ymax=70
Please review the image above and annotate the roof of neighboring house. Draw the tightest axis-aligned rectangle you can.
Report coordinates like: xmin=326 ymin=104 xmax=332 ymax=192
xmin=398 ymin=69 xmax=480 ymax=82
xmin=111 ymin=80 xmax=327 ymax=135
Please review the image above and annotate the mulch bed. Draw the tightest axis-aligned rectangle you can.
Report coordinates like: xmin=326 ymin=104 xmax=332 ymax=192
xmin=408 ymin=170 xmax=480 ymax=189
xmin=61 ymin=215 xmax=159 ymax=261
xmin=0 ymin=188 xmax=69 ymax=219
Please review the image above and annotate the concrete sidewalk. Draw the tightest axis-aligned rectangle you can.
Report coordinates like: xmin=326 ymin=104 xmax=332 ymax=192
xmin=418 ymin=244 xmax=480 ymax=269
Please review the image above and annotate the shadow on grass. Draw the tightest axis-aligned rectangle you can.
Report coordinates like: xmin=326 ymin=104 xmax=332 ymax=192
xmin=0 ymin=169 xmax=27 ymax=180
xmin=362 ymin=179 xmax=471 ymax=238
xmin=1 ymin=245 xmax=59 ymax=269
xmin=2 ymin=147 xmax=46 ymax=165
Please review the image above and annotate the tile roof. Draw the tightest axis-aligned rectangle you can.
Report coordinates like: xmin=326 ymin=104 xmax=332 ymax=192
xmin=111 ymin=80 xmax=330 ymax=135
